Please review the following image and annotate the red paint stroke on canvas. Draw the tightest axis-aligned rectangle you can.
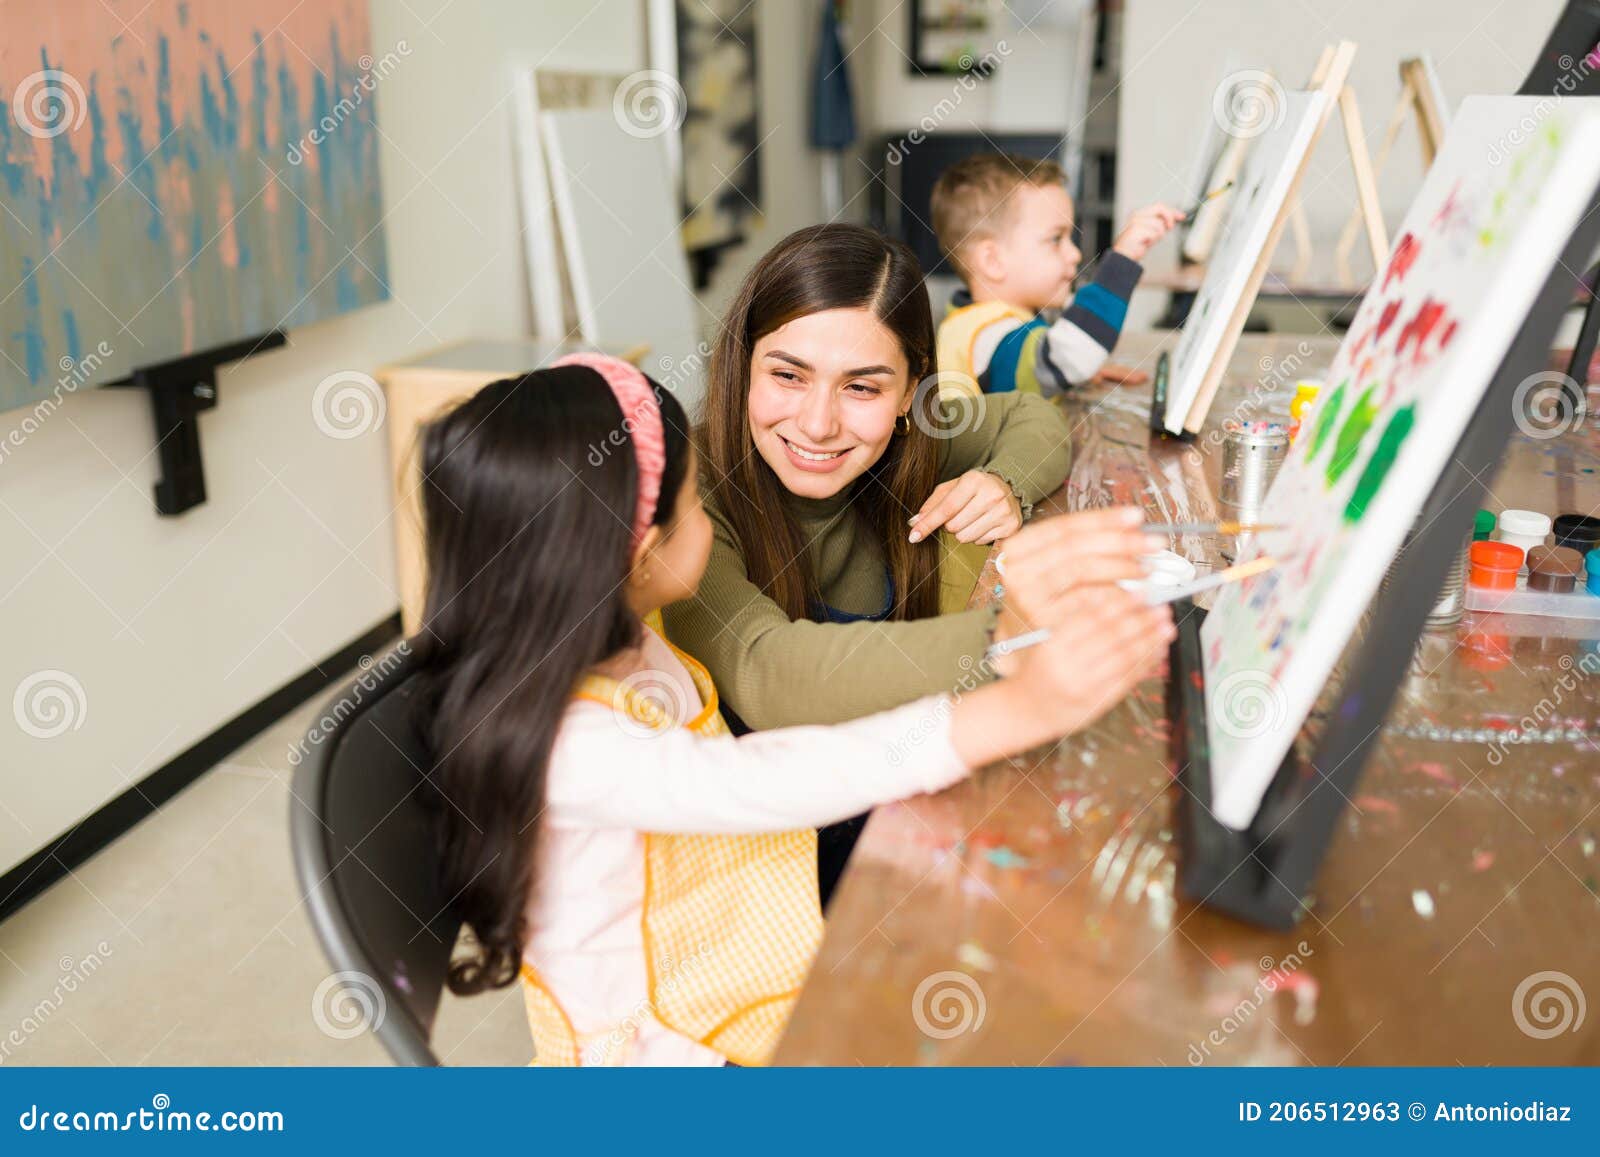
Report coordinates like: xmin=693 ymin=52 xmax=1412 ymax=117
xmin=1382 ymin=232 xmax=1420 ymax=289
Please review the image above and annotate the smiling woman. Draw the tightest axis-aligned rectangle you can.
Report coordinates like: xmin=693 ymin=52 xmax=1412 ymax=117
xmin=662 ymin=225 xmax=1073 ymax=890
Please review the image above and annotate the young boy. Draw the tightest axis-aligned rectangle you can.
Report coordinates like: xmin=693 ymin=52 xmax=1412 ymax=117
xmin=931 ymin=153 xmax=1182 ymax=397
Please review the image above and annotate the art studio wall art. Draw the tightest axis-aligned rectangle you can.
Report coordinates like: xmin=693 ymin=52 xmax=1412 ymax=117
xmin=1201 ymin=96 xmax=1600 ymax=830
xmin=0 ymin=0 xmax=390 ymax=413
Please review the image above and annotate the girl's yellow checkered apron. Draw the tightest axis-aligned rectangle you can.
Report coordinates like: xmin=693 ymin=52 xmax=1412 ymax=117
xmin=520 ymin=616 xmax=822 ymax=1066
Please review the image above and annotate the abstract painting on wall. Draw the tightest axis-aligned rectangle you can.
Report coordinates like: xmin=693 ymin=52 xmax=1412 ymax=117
xmin=0 ymin=0 xmax=390 ymax=413
xmin=1202 ymin=96 xmax=1600 ymax=830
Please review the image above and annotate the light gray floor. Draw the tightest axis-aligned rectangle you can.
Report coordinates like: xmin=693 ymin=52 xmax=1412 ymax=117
xmin=0 ymin=675 xmax=532 ymax=1066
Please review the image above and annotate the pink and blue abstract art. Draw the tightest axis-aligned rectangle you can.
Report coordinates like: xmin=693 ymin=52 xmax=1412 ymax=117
xmin=0 ymin=0 xmax=391 ymax=412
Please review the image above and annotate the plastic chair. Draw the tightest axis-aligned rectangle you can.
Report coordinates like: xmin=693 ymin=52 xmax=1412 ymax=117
xmin=289 ymin=644 xmax=458 ymax=1065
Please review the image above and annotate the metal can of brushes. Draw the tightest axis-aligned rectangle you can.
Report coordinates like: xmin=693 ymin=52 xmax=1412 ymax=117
xmin=1218 ymin=419 xmax=1288 ymax=561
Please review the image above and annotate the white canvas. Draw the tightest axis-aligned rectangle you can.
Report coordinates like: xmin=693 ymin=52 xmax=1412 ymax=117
xmin=1201 ymin=96 xmax=1600 ymax=829
xmin=1165 ymin=90 xmax=1329 ymax=434
xmin=540 ymin=108 xmax=705 ymax=413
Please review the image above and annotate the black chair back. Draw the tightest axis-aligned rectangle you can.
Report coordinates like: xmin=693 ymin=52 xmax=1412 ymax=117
xmin=289 ymin=644 xmax=458 ymax=1065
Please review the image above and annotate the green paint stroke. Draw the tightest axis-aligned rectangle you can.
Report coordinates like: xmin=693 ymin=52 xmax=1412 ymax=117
xmin=1325 ymin=384 xmax=1379 ymax=488
xmin=1308 ymin=378 xmax=1348 ymax=461
xmin=1345 ymin=404 xmax=1415 ymax=522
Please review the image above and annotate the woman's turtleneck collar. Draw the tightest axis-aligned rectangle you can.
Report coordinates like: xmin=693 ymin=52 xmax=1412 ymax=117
xmin=782 ymin=482 xmax=859 ymax=525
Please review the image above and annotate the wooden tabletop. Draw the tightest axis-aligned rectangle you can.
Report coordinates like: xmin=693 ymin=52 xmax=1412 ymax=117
xmin=775 ymin=332 xmax=1600 ymax=1066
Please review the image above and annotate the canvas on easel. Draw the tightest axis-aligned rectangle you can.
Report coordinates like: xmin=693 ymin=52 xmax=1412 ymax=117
xmin=1161 ymin=47 xmax=1351 ymax=435
xmin=1167 ymin=42 xmax=1398 ymax=435
xmin=1200 ymin=95 xmax=1600 ymax=830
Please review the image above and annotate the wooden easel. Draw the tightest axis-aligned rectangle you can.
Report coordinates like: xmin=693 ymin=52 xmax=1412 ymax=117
xmin=1181 ymin=41 xmax=1374 ymax=434
xmin=1284 ymin=43 xmax=1389 ymax=283
xmin=1330 ymin=56 xmax=1449 ymax=283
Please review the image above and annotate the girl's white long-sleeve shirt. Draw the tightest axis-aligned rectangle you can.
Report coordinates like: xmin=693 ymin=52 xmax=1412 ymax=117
xmin=522 ymin=626 xmax=969 ymax=1066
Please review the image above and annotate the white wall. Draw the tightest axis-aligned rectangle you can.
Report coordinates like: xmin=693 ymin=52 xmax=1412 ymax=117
xmin=1 ymin=0 xmax=850 ymax=878
xmin=0 ymin=0 xmax=651 ymax=875
xmin=1116 ymin=0 xmax=1565 ymax=322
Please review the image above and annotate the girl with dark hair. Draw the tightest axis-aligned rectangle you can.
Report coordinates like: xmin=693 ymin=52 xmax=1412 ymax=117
xmin=411 ymin=353 xmax=1168 ymax=1066
xmin=663 ymin=223 xmax=1081 ymax=896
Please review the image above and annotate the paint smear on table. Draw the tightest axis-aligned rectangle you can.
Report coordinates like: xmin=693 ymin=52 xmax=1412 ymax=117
xmin=983 ymin=846 xmax=1030 ymax=870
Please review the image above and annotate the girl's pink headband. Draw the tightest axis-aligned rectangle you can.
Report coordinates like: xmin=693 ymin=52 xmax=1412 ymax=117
xmin=553 ymin=352 xmax=666 ymax=546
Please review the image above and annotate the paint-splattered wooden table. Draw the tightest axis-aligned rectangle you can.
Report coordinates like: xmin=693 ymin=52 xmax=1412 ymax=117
xmin=775 ymin=332 xmax=1600 ymax=1066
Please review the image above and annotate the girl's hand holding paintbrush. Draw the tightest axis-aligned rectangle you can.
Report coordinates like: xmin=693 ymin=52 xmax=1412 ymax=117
xmin=948 ymin=509 xmax=1172 ymax=765
xmin=987 ymin=507 xmax=1171 ymax=676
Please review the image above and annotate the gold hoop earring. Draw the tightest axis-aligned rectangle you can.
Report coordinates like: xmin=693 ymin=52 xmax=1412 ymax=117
xmin=895 ymin=412 xmax=911 ymax=435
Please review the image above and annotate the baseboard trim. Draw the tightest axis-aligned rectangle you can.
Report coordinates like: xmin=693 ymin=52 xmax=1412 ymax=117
xmin=0 ymin=613 xmax=404 ymax=925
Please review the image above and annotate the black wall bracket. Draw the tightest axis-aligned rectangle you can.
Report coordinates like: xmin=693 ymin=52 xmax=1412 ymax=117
xmin=106 ymin=331 xmax=287 ymax=516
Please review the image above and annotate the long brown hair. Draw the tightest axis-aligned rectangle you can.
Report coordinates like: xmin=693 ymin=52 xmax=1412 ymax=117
xmin=704 ymin=223 xmax=943 ymax=622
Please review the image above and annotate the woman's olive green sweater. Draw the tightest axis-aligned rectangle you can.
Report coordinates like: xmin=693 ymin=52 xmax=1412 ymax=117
xmin=662 ymin=392 xmax=1072 ymax=729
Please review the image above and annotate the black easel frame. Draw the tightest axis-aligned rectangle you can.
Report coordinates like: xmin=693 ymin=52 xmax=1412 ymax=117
xmin=1168 ymin=180 xmax=1600 ymax=930
xmin=106 ymin=331 xmax=286 ymax=516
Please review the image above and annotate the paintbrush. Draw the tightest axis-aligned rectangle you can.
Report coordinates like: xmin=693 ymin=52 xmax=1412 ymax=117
xmin=1142 ymin=553 xmax=1281 ymax=605
xmin=983 ymin=555 xmax=1284 ymax=661
xmin=1182 ymin=179 xmax=1235 ymax=218
xmin=1145 ymin=520 xmax=1285 ymax=536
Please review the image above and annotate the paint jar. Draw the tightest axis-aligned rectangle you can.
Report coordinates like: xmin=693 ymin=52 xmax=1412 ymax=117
xmin=1553 ymin=513 xmax=1600 ymax=555
xmin=1287 ymin=380 xmax=1323 ymax=442
xmin=1141 ymin=550 xmax=1198 ymax=587
xmin=1427 ymin=530 xmax=1471 ymax=626
xmin=1468 ymin=540 xmax=1522 ymax=590
xmin=1494 ymin=509 xmax=1551 ymax=567
xmin=1220 ymin=419 xmax=1289 ymax=516
xmin=1588 ymin=549 xmax=1600 ymax=597
xmin=1526 ymin=545 xmax=1585 ymax=593
xmin=1381 ymin=522 xmax=1470 ymax=627
xmin=1473 ymin=509 xmax=1496 ymax=542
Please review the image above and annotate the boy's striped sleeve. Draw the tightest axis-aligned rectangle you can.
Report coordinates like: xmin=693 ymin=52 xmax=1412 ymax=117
xmin=1033 ymin=251 xmax=1144 ymax=395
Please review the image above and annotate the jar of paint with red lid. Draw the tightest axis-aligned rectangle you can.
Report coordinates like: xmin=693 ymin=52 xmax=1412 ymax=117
xmin=1468 ymin=541 xmax=1522 ymax=590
